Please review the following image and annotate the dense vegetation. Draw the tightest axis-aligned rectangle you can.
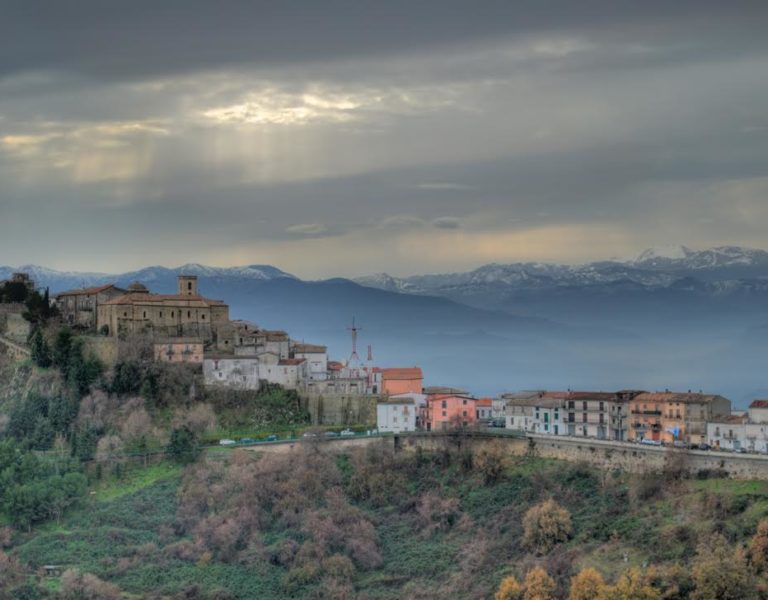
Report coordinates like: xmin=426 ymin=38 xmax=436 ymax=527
xmin=3 ymin=324 xmax=768 ymax=598
xmin=2 ymin=434 xmax=768 ymax=599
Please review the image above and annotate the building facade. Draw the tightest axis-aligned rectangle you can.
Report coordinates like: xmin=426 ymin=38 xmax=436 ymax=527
xmin=97 ymin=276 xmax=230 ymax=342
xmin=378 ymin=368 xmax=424 ymax=396
xmin=423 ymin=393 xmax=477 ymax=431
xmin=377 ymin=397 xmax=417 ymax=433
xmin=154 ymin=339 xmax=204 ymax=364
xmin=629 ymin=392 xmax=732 ymax=444
xmin=55 ymin=284 xmax=128 ymax=330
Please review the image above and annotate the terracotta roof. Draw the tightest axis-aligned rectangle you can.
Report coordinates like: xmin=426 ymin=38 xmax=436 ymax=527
xmin=204 ymin=354 xmax=259 ymax=360
xmin=424 ymin=386 xmax=468 ymax=395
xmin=104 ymin=292 xmax=226 ymax=307
xmin=710 ymin=414 xmax=748 ymax=425
xmin=381 ymin=367 xmax=423 ymax=380
xmin=279 ymin=358 xmax=306 ymax=366
xmin=476 ymin=397 xmax=493 ymax=406
xmin=750 ymin=400 xmax=768 ymax=409
xmin=567 ymin=391 xmax=617 ymax=401
xmin=56 ymin=284 xmax=122 ymax=298
xmin=428 ymin=394 xmax=476 ymax=402
xmin=379 ymin=397 xmax=415 ymax=405
xmin=328 ymin=361 xmax=344 ymax=371
xmin=634 ymin=392 xmax=727 ymax=404
xmin=292 ymin=343 xmax=327 ymax=353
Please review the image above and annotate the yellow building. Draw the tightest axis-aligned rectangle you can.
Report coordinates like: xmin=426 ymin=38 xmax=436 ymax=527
xmin=97 ymin=275 xmax=229 ymax=343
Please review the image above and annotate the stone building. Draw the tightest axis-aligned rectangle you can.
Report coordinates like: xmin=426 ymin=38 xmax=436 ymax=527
xmin=97 ymin=275 xmax=229 ymax=342
xmin=55 ymin=284 xmax=128 ymax=330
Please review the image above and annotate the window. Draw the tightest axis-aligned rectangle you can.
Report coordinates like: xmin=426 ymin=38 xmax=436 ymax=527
xmin=462 ymin=411 xmax=467 ymax=417
xmin=463 ymin=399 xmax=467 ymax=405
xmin=123 ymin=312 xmax=127 ymax=317
xmin=442 ymin=410 xmax=447 ymax=417
xmin=143 ymin=311 xmax=147 ymax=319
xmin=201 ymin=314 xmax=205 ymax=320
xmin=582 ymin=413 xmax=587 ymax=423
xmin=583 ymin=401 xmax=587 ymax=410
xmin=171 ymin=311 xmax=175 ymax=318
xmin=441 ymin=400 xmax=447 ymax=409
xmin=159 ymin=312 xmax=163 ymax=318
xmin=599 ymin=402 xmax=604 ymax=411
xmin=187 ymin=311 xmax=191 ymax=318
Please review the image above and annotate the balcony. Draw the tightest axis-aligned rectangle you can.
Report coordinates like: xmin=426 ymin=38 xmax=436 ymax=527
xmin=631 ymin=410 xmax=662 ymax=416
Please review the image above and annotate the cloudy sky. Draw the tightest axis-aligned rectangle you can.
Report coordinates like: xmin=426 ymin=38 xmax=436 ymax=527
xmin=2 ymin=1 xmax=768 ymax=277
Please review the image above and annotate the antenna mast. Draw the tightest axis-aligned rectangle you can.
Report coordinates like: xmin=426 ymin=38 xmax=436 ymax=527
xmin=347 ymin=317 xmax=361 ymax=365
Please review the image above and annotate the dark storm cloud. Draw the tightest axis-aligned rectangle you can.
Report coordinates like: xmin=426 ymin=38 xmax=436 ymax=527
xmin=2 ymin=0 xmax=768 ymax=275
xmin=1 ymin=1 xmax=767 ymax=81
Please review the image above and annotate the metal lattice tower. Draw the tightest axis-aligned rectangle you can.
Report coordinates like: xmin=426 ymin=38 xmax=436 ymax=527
xmin=347 ymin=317 xmax=361 ymax=365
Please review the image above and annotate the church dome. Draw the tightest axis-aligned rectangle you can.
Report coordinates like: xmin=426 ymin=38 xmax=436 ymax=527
xmin=127 ymin=282 xmax=149 ymax=293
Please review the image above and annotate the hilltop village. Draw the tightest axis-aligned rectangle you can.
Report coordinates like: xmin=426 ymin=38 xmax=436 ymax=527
xmin=0 ymin=270 xmax=766 ymax=453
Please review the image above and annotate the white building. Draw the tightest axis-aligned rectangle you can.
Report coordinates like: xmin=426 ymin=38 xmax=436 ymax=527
xmin=258 ymin=357 xmax=308 ymax=390
xmin=707 ymin=415 xmax=748 ymax=451
xmin=503 ymin=391 xmax=569 ymax=435
xmin=291 ymin=343 xmax=328 ymax=380
xmin=203 ymin=355 xmax=261 ymax=390
xmin=377 ymin=397 xmax=417 ymax=433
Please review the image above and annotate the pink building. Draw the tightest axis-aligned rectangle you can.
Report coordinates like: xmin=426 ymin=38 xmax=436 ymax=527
xmin=154 ymin=339 xmax=204 ymax=364
xmin=378 ymin=367 xmax=423 ymax=396
xmin=423 ymin=393 xmax=477 ymax=431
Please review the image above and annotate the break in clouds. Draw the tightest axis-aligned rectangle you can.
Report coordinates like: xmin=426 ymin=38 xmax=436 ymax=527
xmin=1 ymin=0 xmax=768 ymax=276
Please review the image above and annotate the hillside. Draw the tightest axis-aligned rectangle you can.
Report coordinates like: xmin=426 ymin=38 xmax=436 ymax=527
xmin=4 ymin=443 xmax=768 ymax=599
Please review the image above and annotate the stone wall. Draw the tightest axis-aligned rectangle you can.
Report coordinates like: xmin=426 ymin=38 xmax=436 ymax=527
xmin=302 ymin=394 xmax=380 ymax=426
xmin=4 ymin=314 xmax=30 ymax=343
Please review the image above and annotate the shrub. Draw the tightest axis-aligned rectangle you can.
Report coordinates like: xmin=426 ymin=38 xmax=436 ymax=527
xmin=691 ymin=534 xmax=753 ymax=600
xmin=569 ymin=568 xmax=606 ymax=600
xmin=60 ymin=569 xmax=122 ymax=600
xmin=522 ymin=498 xmax=573 ymax=555
xmin=523 ymin=567 xmax=556 ymax=600
xmin=750 ymin=519 xmax=768 ymax=571
xmin=475 ymin=441 xmax=507 ymax=485
xmin=495 ymin=575 xmax=524 ymax=600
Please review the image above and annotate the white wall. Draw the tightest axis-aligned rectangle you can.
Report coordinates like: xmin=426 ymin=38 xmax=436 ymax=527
xmin=203 ymin=358 xmax=261 ymax=390
xmin=377 ymin=403 xmax=416 ymax=433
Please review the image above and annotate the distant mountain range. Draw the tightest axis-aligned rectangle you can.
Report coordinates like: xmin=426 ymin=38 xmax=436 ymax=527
xmin=353 ymin=246 xmax=768 ymax=326
xmin=3 ymin=246 xmax=768 ymax=403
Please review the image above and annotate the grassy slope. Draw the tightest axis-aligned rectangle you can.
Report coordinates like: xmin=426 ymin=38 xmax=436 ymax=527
xmin=11 ymin=455 xmax=768 ymax=599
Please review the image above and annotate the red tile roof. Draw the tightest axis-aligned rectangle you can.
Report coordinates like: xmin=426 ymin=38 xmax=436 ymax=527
xmin=279 ymin=358 xmax=306 ymax=366
xmin=56 ymin=284 xmax=122 ymax=297
xmin=476 ymin=397 xmax=493 ymax=406
xmin=750 ymin=400 xmax=768 ymax=409
xmin=104 ymin=293 xmax=226 ymax=307
xmin=381 ymin=367 xmax=423 ymax=380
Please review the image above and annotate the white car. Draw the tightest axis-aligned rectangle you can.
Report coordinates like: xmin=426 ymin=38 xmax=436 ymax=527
xmin=219 ymin=439 xmax=237 ymax=446
xmin=340 ymin=429 xmax=355 ymax=437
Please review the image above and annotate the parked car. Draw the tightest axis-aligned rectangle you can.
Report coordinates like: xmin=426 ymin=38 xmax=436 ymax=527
xmin=698 ymin=443 xmax=711 ymax=451
xmin=736 ymin=447 xmax=747 ymax=454
xmin=640 ymin=438 xmax=662 ymax=446
xmin=239 ymin=437 xmax=255 ymax=445
xmin=302 ymin=432 xmax=317 ymax=439
xmin=324 ymin=431 xmax=340 ymax=438
xmin=340 ymin=429 xmax=355 ymax=437
xmin=672 ymin=440 xmax=689 ymax=449
xmin=219 ymin=439 xmax=236 ymax=446
xmin=265 ymin=434 xmax=279 ymax=442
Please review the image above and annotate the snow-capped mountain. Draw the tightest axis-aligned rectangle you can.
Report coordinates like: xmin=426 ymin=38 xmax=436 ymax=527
xmin=0 ymin=263 xmax=296 ymax=293
xmin=627 ymin=246 xmax=768 ymax=271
